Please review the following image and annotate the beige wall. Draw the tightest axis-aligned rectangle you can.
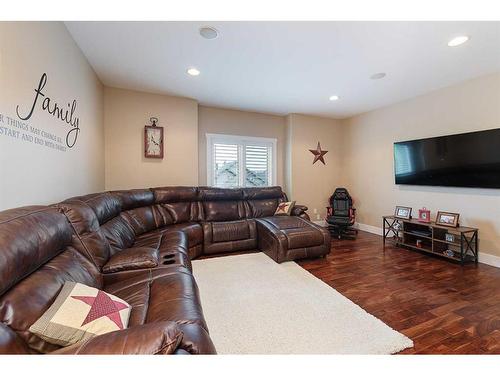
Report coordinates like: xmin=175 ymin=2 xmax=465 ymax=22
xmin=342 ymin=73 xmax=500 ymax=258
xmin=104 ymin=87 xmax=198 ymax=190
xmin=286 ymin=114 xmax=344 ymax=221
xmin=198 ymin=106 xmax=286 ymax=186
xmin=0 ymin=22 xmax=104 ymax=210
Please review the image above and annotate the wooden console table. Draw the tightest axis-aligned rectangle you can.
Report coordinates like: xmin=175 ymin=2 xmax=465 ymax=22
xmin=383 ymin=215 xmax=478 ymax=264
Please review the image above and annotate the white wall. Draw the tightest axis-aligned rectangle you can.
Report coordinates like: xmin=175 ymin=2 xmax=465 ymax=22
xmin=342 ymin=73 xmax=500 ymax=258
xmin=0 ymin=22 xmax=104 ymax=210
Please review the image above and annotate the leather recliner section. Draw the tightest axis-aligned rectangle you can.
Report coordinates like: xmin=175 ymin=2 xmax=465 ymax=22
xmin=0 ymin=206 xmax=216 ymax=355
xmin=202 ymin=219 xmax=257 ymax=255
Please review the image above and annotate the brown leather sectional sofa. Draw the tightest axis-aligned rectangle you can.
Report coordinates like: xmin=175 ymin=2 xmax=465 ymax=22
xmin=0 ymin=186 xmax=330 ymax=355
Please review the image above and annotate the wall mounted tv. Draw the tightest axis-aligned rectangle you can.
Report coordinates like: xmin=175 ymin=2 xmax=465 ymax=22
xmin=394 ymin=128 xmax=500 ymax=189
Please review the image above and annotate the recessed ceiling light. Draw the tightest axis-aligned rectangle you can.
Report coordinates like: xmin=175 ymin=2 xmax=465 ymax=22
xmin=187 ymin=68 xmax=200 ymax=76
xmin=448 ymin=35 xmax=469 ymax=47
xmin=329 ymin=95 xmax=340 ymax=101
xmin=370 ymin=72 xmax=386 ymax=80
xmin=199 ymin=26 xmax=219 ymax=40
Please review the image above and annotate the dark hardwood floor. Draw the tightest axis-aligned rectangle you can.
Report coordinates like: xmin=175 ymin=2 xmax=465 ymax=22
xmin=296 ymin=230 xmax=500 ymax=354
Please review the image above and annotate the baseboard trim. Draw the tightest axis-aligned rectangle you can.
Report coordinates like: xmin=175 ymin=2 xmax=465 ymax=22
xmin=352 ymin=222 xmax=500 ymax=269
xmin=478 ymin=253 xmax=500 ymax=268
xmin=353 ymin=222 xmax=383 ymax=236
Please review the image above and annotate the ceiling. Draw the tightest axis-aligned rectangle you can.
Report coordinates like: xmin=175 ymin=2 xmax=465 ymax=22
xmin=65 ymin=21 xmax=500 ymax=119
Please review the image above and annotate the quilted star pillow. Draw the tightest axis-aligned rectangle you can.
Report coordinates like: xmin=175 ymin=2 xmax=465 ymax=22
xmin=274 ymin=201 xmax=295 ymax=216
xmin=29 ymin=282 xmax=131 ymax=347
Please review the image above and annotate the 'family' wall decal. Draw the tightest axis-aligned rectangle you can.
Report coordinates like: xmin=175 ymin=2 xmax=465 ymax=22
xmin=15 ymin=73 xmax=81 ymax=148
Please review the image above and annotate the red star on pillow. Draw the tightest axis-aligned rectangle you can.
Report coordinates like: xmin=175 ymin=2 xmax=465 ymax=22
xmin=72 ymin=291 xmax=129 ymax=329
xmin=277 ymin=203 xmax=288 ymax=213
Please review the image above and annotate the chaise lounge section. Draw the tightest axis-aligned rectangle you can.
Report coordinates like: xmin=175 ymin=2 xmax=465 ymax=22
xmin=0 ymin=186 xmax=330 ymax=355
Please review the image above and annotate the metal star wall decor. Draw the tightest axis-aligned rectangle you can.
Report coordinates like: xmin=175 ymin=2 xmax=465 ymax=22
xmin=309 ymin=142 xmax=328 ymax=165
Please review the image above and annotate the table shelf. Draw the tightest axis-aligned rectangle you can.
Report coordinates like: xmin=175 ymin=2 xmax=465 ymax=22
xmin=382 ymin=215 xmax=478 ymax=264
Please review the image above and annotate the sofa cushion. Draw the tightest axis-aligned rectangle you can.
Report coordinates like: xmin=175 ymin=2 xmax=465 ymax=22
xmin=158 ymin=231 xmax=189 ymax=254
xmin=247 ymin=199 xmax=280 ymax=218
xmin=102 ymin=247 xmax=159 ymax=274
xmin=211 ymin=220 xmax=251 ymax=243
xmin=198 ymin=187 xmax=244 ymax=201
xmin=29 ymin=282 xmax=131 ymax=347
xmin=66 ymin=193 xmax=122 ymax=225
xmin=202 ymin=220 xmax=257 ymax=255
xmin=258 ymin=216 xmax=319 ymax=241
xmin=0 ymin=206 xmax=73 ymax=296
xmin=157 ymin=202 xmax=193 ymax=224
xmin=255 ymin=216 xmax=331 ymax=263
xmin=134 ymin=230 xmax=189 ymax=258
xmin=122 ymin=206 xmax=158 ymax=235
xmin=158 ymin=223 xmax=203 ymax=249
xmin=203 ymin=200 xmax=244 ymax=222
xmin=153 ymin=186 xmax=199 ymax=204
xmin=242 ymin=186 xmax=284 ymax=200
xmin=58 ymin=201 xmax=112 ymax=268
xmin=51 ymin=321 xmax=183 ymax=355
xmin=282 ymin=227 xmax=324 ymax=248
xmin=106 ymin=270 xmax=207 ymax=331
xmin=146 ymin=272 xmax=208 ymax=331
xmin=100 ymin=215 xmax=136 ymax=254
xmin=113 ymin=189 xmax=155 ymax=210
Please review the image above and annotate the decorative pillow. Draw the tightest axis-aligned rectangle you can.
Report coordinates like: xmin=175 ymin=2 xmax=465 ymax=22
xmin=274 ymin=201 xmax=296 ymax=216
xmin=29 ymin=282 xmax=131 ymax=347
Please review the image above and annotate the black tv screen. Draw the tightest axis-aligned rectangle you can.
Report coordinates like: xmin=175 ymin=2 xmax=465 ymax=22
xmin=394 ymin=128 xmax=500 ymax=189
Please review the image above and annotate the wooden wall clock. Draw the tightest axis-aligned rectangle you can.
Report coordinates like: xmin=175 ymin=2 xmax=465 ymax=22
xmin=144 ymin=117 xmax=164 ymax=158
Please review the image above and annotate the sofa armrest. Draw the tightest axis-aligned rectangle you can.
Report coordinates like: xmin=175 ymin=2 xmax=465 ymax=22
xmin=291 ymin=205 xmax=310 ymax=220
xmin=102 ymin=247 xmax=159 ymax=273
xmin=50 ymin=322 xmax=183 ymax=355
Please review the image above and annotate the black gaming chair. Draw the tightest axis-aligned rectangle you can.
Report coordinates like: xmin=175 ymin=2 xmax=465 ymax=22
xmin=326 ymin=187 xmax=358 ymax=240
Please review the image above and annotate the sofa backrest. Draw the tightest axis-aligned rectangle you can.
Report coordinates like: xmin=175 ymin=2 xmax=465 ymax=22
xmin=152 ymin=186 xmax=202 ymax=224
xmin=59 ymin=186 xmax=287 ymax=268
xmin=0 ymin=206 xmax=101 ymax=354
xmin=242 ymin=186 xmax=285 ymax=218
xmin=198 ymin=187 xmax=246 ymax=221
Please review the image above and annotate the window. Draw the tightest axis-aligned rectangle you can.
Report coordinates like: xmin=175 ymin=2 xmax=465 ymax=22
xmin=207 ymin=134 xmax=277 ymax=188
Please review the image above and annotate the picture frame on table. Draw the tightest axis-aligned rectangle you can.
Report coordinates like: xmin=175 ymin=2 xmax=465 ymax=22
xmin=436 ymin=211 xmax=460 ymax=227
xmin=445 ymin=233 xmax=455 ymax=243
xmin=394 ymin=206 xmax=412 ymax=220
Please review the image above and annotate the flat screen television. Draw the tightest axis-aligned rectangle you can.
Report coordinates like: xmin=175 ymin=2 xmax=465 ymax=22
xmin=394 ymin=128 xmax=500 ymax=189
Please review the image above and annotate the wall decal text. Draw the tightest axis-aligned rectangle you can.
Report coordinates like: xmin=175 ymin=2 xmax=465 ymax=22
xmin=15 ymin=73 xmax=80 ymax=148
xmin=0 ymin=112 xmax=67 ymax=152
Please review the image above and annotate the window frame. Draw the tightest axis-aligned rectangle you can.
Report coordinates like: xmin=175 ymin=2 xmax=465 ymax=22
xmin=206 ymin=133 xmax=277 ymax=188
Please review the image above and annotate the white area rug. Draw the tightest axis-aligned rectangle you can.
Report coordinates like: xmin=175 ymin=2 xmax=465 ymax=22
xmin=192 ymin=253 xmax=413 ymax=354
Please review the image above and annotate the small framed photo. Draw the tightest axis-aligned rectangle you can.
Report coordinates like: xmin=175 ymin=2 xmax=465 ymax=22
xmin=445 ymin=233 xmax=455 ymax=243
xmin=436 ymin=211 xmax=460 ymax=227
xmin=394 ymin=206 xmax=412 ymax=220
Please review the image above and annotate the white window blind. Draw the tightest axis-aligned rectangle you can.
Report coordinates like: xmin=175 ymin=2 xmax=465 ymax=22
xmin=207 ymin=134 xmax=277 ymax=188
xmin=213 ymin=143 xmax=239 ymax=188
xmin=245 ymin=144 xmax=270 ymax=187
